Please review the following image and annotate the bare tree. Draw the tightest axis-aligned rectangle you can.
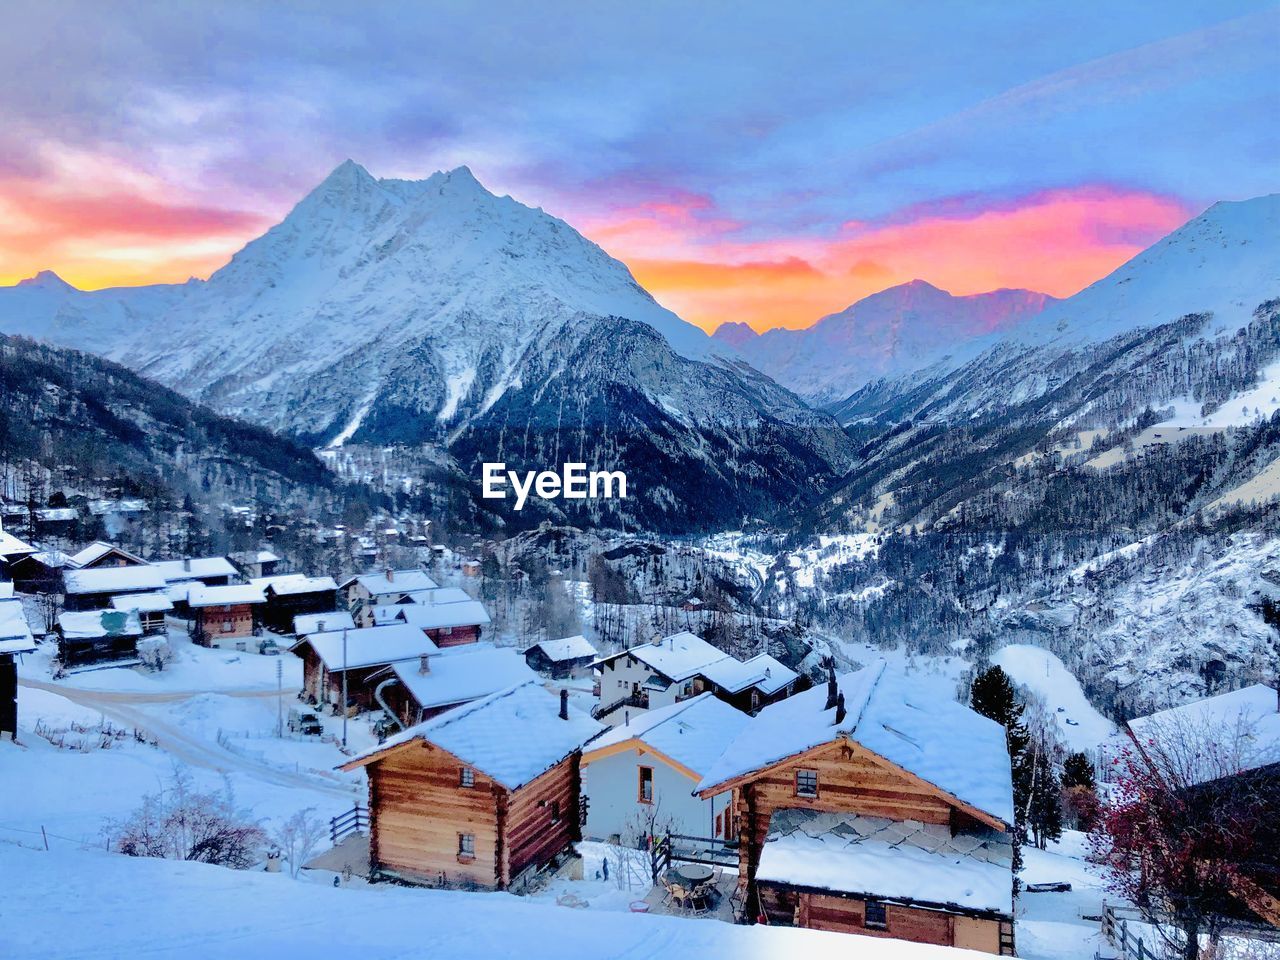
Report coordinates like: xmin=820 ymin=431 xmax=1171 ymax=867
xmin=273 ymin=807 xmax=328 ymax=878
xmin=623 ymin=799 xmax=678 ymax=883
xmin=1090 ymin=710 xmax=1280 ymax=960
xmin=107 ymin=768 xmax=268 ymax=870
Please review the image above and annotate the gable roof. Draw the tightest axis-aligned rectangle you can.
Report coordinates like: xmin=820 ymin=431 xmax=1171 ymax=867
xmin=186 ymin=584 xmax=266 ymax=607
xmin=69 ymin=541 xmax=146 ymax=567
xmin=526 ymin=634 xmax=598 ymax=663
xmin=293 ymin=610 xmax=355 ymax=636
xmin=699 ymin=652 xmax=799 ymax=696
xmin=151 ymin=557 xmax=238 ymax=582
xmin=64 ymin=565 xmax=167 ymax=596
xmin=0 ymin=598 xmax=36 ymax=654
xmin=58 ymin=609 xmax=142 ymax=639
xmin=604 ymin=631 xmax=731 ymax=682
xmin=266 ymin=575 xmax=337 ymax=596
xmin=1128 ymin=684 xmax=1280 ymax=784
xmin=697 ymin=661 xmax=1014 ymax=827
xmin=110 ymin=592 xmax=175 ymax=614
xmin=291 ymin=623 xmax=438 ymax=671
xmin=343 ymin=569 xmax=439 ymax=595
xmin=384 ymin=599 xmax=491 ymax=631
xmin=583 ymin=692 xmax=750 ymax=779
xmin=342 ymin=680 xmax=603 ymax=790
xmin=389 ymin=644 xmax=540 ymax=711
xmin=0 ymin=526 xmax=36 ymax=559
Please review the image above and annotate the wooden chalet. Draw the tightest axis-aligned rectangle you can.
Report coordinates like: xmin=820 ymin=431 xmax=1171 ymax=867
xmin=68 ymin=541 xmax=147 ymax=570
xmin=62 ymin=564 xmax=167 ymax=612
xmin=8 ymin=549 xmax=77 ymax=594
xmin=373 ymin=643 xmax=540 ymax=727
xmin=186 ymin=584 xmax=264 ymax=649
xmin=523 ymin=634 xmax=598 ymax=679
xmin=0 ymin=596 xmax=37 ymax=739
xmin=696 ymin=661 xmax=1016 ymax=954
xmin=340 ymin=681 xmax=603 ymax=890
xmin=152 ymin=556 xmax=238 ymax=589
xmin=57 ymin=609 xmax=143 ymax=669
xmin=228 ymin=550 xmax=280 ymax=580
xmin=260 ymin=575 xmax=338 ymax=634
xmin=109 ymin=592 xmax=173 ymax=634
xmin=341 ymin=569 xmax=440 ymax=627
xmin=377 ymin=594 xmax=490 ymax=648
xmin=289 ymin=623 xmax=438 ymax=711
xmin=0 ymin=522 xmax=37 ymax=582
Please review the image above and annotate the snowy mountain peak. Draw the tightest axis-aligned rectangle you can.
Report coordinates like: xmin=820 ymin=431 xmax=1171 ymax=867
xmin=13 ymin=270 xmax=76 ymax=292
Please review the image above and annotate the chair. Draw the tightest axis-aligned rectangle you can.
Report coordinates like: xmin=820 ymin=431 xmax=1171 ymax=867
xmin=669 ymin=882 xmax=690 ymax=913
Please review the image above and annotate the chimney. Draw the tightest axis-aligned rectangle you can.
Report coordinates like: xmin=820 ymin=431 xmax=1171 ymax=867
xmin=419 ymin=653 xmax=431 ymax=675
xmin=559 ymin=689 xmax=569 ymax=721
xmin=385 ymin=568 xmax=393 ymax=583
xmin=317 ymin=620 xmax=326 ymax=633
xmin=834 ymin=692 xmax=847 ymax=726
xmin=824 ymin=659 xmax=838 ymax=711
xmin=183 ymin=557 xmax=191 ymax=572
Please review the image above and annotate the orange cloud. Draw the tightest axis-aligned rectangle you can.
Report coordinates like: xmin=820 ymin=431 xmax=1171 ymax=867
xmin=0 ymin=147 xmax=268 ymax=289
xmin=595 ymin=186 xmax=1193 ymax=332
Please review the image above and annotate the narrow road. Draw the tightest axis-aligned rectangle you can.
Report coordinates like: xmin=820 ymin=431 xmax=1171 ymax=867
xmin=19 ymin=678 xmax=358 ymax=800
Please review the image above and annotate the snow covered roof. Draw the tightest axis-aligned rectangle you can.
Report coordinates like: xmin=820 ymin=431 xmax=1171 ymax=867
xmin=0 ymin=525 xmax=36 ymax=559
xmin=699 ymin=652 xmax=798 ymax=696
xmin=605 ymin=631 xmax=731 ymax=682
xmin=34 ymin=507 xmax=77 ymax=522
xmin=0 ymin=598 xmax=36 ymax=654
xmin=249 ymin=573 xmax=309 ymax=590
xmin=293 ymin=610 xmax=355 ymax=636
xmin=755 ymin=809 xmax=1014 ymax=915
xmin=343 ymin=569 xmax=439 ymax=595
xmin=294 ymin=623 xmax=438 ymax=671
xmin=1128 ymin=684 xmax=1280 ymax=783
xmin=229 ymin=549 xmax=280 ymax=565
xmin=87 ymin=498 xmax=147 ymax=516
xmin=344 ymin=680 xmax=603 ymax=791
xmin=63 ymin=565 xmax=167 ymax=596
xmin=400 ymin=586 xmax=472 ymax=605
xmin=697 ymin=662 xmax=1015 ymax=827
xmin=526 ymin=634 xmax=598 ymax=663
xmin=57 ymin=609 xmax=142 ymax=640
xmin=186 ymin=584 xmax=266 ymax=607
xmin=69 ymin=541 xmax=145 ymax=567
xmin=151 ymin=557 xmax=238 ymax=582
xmin=390 ymin=644 xmax=540 ymax=711
xmin=110 ymin=592 xmax=174 ymax=614
xmin=385 ymin=599 xmax=490 ymax=631
xmin=584 ymin=692 xmax=751 ymax=778
xmin=265 ymin=575 xmax=337 ymax=596
xmin=29 ymin=549 xmax=77 ymax=569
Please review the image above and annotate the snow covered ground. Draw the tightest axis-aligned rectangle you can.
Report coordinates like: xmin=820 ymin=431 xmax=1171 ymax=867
xmin=992 ymin=645 xmax=1117 ymax=753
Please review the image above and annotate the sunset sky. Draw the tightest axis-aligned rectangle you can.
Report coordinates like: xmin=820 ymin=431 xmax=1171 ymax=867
xmin=1 ymin=1 xmax=1276 ymax=331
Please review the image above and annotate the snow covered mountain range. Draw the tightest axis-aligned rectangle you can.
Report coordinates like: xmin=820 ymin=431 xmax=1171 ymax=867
xmin=0 ymin=161 xmax=853 ymax=530
xmin=713 ymin=281 xmax=1054 ymax=403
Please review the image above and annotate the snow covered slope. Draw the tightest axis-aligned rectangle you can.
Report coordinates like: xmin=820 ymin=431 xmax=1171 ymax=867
xmin=716 ymin=280 xmax=1053 ymax=402
xmin=0 ymin=161 xmax=723 ymax=439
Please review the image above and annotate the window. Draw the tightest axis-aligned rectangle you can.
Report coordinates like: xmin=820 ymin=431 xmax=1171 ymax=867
xmin=460 ymin=767 xmax=475 ymax=788
xmin=750 ymin=690 xmax=761 ymax=712
xmin=458 ymin=833 xmax=475 ymax=859
xmin=221 ymin=619 xmax=234 ymax=633
xmin=864 ymin=900 xmax=887 ymax=929
xmin=795 ymin=769 xmax=818 ymax=798
xmin=638 ymin=766 xmax=654 ymax=804
xmin=550 ymin=800 xmax=561 ymax=823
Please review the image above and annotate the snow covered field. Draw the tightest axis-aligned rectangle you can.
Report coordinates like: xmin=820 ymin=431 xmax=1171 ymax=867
xmin=992 ymin=645 xmax=1117 ymax=753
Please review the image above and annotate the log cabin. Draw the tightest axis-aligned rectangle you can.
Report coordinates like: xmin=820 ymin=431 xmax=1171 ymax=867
xmin=63 ymin=565 xmax=167 ymax=612
xmin=109 ymin=591 xmax=173 ymax=634
xmin=228 ymin=550 xmax=280 ymax=580
xmin=261 ymin=575 xmax=338 ymax=634
xmin=0 ymin=596 xmax=37 ymax=739
xmin=186 ymin=584 xmax=265 ymax=649
xmin=341 ymin=569 xmax=440 ymax=627
xmin=68 ymin=541 xmax=147 ymax=569
xmin=523 ymin=634 xmax=598 ymax=680
xmin=696 ymin=660 xmax=1016 ymax=955
xmin=339 ymin=681 xmax=604 ymax=890
xmin=289 ymin=623 xmax=438 ymax=711
xmin=56 ymin=609 xmax=143 ymax=669
xmin=372 ymin=643 xmax=539 ymax=728
xmin=373 ymin=592 xmax=490 ymax=649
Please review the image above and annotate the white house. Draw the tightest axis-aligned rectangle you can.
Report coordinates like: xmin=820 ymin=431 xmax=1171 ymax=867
xmin=341 ymin=569 xmax=441 ymax=626
xmin=580 ymin=692 xmax=749 ymax=844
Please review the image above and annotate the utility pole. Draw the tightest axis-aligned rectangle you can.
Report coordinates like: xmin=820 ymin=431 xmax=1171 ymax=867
xmin=275 ymin=658 xmax=283 ymax=738
xmin=341 ymin=626 xmax=349 ymax=748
